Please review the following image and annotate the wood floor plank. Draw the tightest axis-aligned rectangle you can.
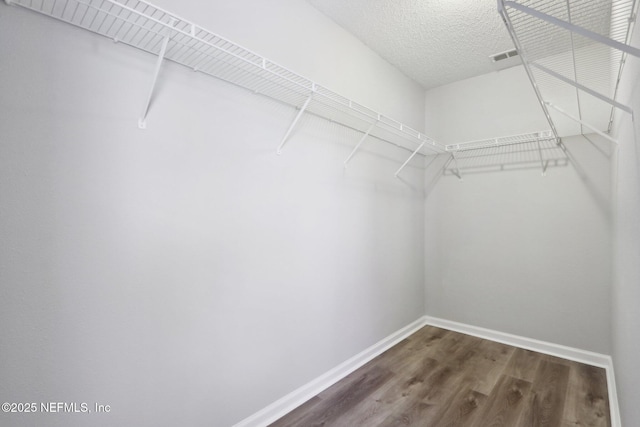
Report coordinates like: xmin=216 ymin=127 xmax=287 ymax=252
xmin=269 ymin=365 xmax=394 ymax=427
xmin=376 ymin=350 xmax=483 ymax=427
xmin=518 ymin=360 xmax=570 ymax=427
xmin=541 ymin=352 xmax=574 ymax=367
xmin=269 ymin=328 xmax=612 ymax=427
xmin=267 ymin=396 xmax=323 ymax=427
xmin=377 ymin=363 xmax=468 ymax=426
xmin=377 ymin=400 xmax=436 ymax=427
xmin=503 ymin=348 xmax=542 ymax=382
xmin=332 ymin=357 xmax=440 ymax=426
xmin=470 ymin=375 xmax=532 ymax=427
xmin=562 ymin=364 xmax=611 ymax=427
xmin=426 ymin=330 xmax=483 ymax=365
xmin=427 ymin=383 xmax=488 ymax=427
xmin=401 ymin=327 xmax=453 ymax=364
xmin=407 ymin=325 xmax=449 ymax=349
xmin=462 ymin=339 xmax=515 ymax=395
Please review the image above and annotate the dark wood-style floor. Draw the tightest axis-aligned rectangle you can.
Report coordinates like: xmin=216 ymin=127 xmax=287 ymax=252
xmin=269 ymin=326 xmax=610 ymax=427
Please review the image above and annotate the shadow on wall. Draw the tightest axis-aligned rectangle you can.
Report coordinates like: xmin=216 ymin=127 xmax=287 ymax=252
xmin=562 ymin=133 xmax=615 ymax=220
xmin=441 ymin=139 xmax=569 ymax=178
xmin=424 ymin=153 xmax=451 ymax=199
xmin=287 ymin=111 xmax=434 ymax=193
xmin=426 ymin=132 xmax=615 ymax=221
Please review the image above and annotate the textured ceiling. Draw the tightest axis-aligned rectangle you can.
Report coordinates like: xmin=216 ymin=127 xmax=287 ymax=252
xmin=307 ymin=0 xmax=517 ymax=89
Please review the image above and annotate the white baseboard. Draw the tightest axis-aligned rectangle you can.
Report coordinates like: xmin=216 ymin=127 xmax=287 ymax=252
xmin=605 ymin=359 xmax=622 ymax=427
xmin=422 ymin=315 xmax=620 ymax=427
xmin=232 ymin=316 xmax=428 ymax=427
xmin=233 ymin=315 xmax=620 ymax=427
xmin=422 ymin=316 xmax=610 ymax=367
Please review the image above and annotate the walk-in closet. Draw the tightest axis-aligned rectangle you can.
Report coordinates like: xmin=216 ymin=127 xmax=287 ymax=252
xmin=1 ymin=0 xmax=638 ymax=426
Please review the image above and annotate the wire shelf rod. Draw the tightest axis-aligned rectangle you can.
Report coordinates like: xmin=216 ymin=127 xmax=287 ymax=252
xmin=608 ymin=0 xmax=638 ymax=130
xmin=546 ymin=102 xmax=619 ymax=144
xmin=445 ymin=130 xmax=555 ymax=152
xmin=564 ymin=0 xmax=585 ymax=134
xmin=443 ymin=159 xmax=568 ymax=176
xmin=504 ymin=1 xmax=640 ymax=58
xmin=7 ymin=0 xmax=446 ymax=156
xmin=448 ymin=145 xmax=564 ymax=162
xmin=503 ymin=0 xmax=638 ymax=149
xmin=530 ymin=62 xmax=632 ymax=113
xmin=499 ymin=1 xmax=561 ymax=142
xmin=450 ymin=138 xmax=558 ymax=153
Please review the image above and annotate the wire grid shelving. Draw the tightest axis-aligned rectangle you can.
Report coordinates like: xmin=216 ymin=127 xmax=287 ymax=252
xmin=5 ymin=0 xmax=447 ymax=167
xmin=499 ymin=0 xmax=639 ymax=141
xmin=443 ymin=131 xmax=568 ymax=177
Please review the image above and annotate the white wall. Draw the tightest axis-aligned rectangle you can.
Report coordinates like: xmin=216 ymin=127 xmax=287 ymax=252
xmin=152 ymin=0 xmax=426 ymax=131
xmin=424 ymin=66 xmax=613 ymax=354
xmin=0 ymin=2 xmax=427 ymax=426
xmin=610 ymin=26 xmax=640 ymax=426
xmin=424 ymin=66 xmax=550 ymax=143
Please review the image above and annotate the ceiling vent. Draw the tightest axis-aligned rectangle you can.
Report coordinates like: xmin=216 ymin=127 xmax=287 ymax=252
xmin=489 ymin=49 xmax=521 ymax=71
xmin=491 ymin=49 xmax=519 ymax=62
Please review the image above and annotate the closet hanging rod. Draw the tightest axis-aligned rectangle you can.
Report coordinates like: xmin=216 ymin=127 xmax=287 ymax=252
xmin=442 ymin=132 xmax=569 ymax=177
xmin=5 ymin=0 xmax=446 ymax=157
xmin=545 ymin=102 xmax=619 ymax=144
xmin=529 ymin=62 xmax=633 ymax=114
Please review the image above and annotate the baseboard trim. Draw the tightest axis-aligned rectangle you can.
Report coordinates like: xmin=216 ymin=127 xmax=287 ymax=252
xmin=422 ymin=316 xmax=610 ymax=367
xmin=233 ymin=315 xmax=621 ymax=427
xmin=604 ymin=359 xmax=622 ymax=427
xmin=232 ymin=316 xmax=428 ymax=427
xmin=422 ymin=315 xmax=621 ymax=427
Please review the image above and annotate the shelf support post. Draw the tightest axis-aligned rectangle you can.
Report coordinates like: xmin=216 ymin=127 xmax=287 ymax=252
xmin=276 ymin=94 xmax=313 ymax=155
xmin=395 ymin=141 xmax=425 ymax=178
xmin=138 ymin=20 xmax=174 ymax=129
xmin=343 ymin=121 xmax=378 ymax=167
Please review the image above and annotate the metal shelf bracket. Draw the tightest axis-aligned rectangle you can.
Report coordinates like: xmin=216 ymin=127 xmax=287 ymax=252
xmin=343 ymin=121 xmax=378 ymax=167
xmin=276 ymin=92 xmax=313 ymax=155
xmin=7 ymin=0 xmax=448 ymax=170
xmin=545 ymin=102 xmax=619 ymax=145
xmin=535 ymin=137 xmax=548 ymax=176
xmin=450 ymin=152 xmax=463 ymax=180
xmin=395 ymin=141 xmax=425 ymax=178
xmin=139 ymin=18 xmax=176 ymax=129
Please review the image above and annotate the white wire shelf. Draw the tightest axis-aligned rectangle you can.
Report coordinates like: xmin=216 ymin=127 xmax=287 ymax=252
xmin=445 ymin=130 xmax=556 ymax=152
xmin=499 ymin=0 xmax=639 ymax=140
xmin=6 ymin=0 xmax=447 ymax=168
xmin=444 ymin=131 xmax=567 ymax=178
